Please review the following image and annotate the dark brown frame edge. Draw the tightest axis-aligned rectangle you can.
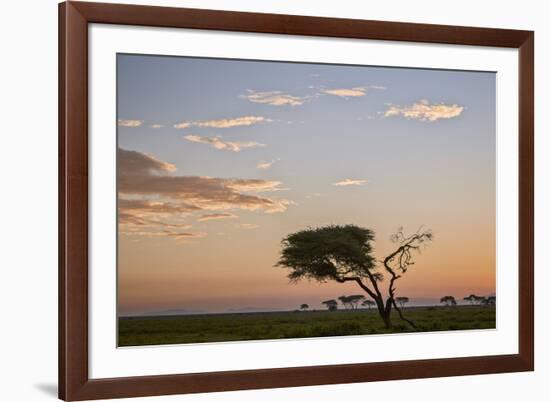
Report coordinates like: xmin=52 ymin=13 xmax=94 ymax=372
xmin=59 ymin=1 xmax=534 ymax=400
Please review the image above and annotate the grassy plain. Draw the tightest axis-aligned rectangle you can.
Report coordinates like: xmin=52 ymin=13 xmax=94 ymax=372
xmin=118 ymin=305 xmax=495 ymax=346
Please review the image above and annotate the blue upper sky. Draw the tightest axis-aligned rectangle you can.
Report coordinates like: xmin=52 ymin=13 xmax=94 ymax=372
xmin=118 ymin=54 xmax=494 ymax=184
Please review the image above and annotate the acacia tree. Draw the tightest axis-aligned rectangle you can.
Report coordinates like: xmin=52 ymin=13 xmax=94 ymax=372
xmin=339 ymin=295 xmax=365 ymax=309
xmin=395 ymin=297 xmax=409 ymax=309
xmin=362 ymin=299 xmax=376 ymax=310
xmin=481 ymin=296 xmax=496 ymax=306
xmin=440 ymin=295 xmax=457 ymax=307
xmin=300 ymin=303 xmax=309 ymax=311
xmin=277 ymin=225 xmax=433 ymax=329
xmin=348 ymin=295 xmax=366 ymax=309
xmin=464 ymin=294 xmax=484 ymax=305
xmin=338 ymin=295 xmax=353 ymax=310
xmin=475 ymin=295 xmax=487 ymax=305
xmin=322 ymin=299 xmax=338 ymax=311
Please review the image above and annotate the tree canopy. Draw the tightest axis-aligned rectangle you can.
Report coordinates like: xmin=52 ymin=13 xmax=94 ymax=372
xmin=481 ymin=296 xmax=496 ymax=306
xmin=321 ymin=299 xmax=338 ymax=311
xmin=338 ymin=294 xmax=365 ymax=309
xmin=395 ymin=297 xmax=409 ymax=308
xmin=362 ymin=299 xmax=376 ymax=309
xmin=440 ymin=295 xmax=457 ymax=306
xmin=348 ymin=294 xmax=366 ymax=308
xmin=277 ymin=225 xmax=377 ymax=283
xmin=464 ymin=294 xmax=485 ymax=305
xmin=395 ymin=297 xmax=409 ymax=303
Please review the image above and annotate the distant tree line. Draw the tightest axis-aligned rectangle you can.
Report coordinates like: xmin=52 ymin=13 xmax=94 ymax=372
xmin=464 ymin=294 xmax=496 ymax=306
xmin=299 ymin=293 xmax=495 ymax=313
xmin=440 ymin=294 xmax=496 ymax=307
xmin=314 ymin=295 xmax=409 ymax=311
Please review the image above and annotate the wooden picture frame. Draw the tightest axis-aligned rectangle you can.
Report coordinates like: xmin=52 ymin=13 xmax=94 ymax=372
xmin=59 ymin=1 xmax=534 ymax=400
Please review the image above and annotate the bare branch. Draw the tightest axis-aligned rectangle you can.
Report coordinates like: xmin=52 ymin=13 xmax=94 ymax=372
xmin=382 ymin=227 xmax=433 ymax=327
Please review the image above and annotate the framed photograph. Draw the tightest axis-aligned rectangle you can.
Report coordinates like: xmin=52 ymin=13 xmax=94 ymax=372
xmin=59 ymin=1 xmax=534 ymax=400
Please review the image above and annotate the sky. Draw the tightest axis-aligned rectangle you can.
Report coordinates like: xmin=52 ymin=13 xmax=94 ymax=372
xmin=117 ymin=54 xmax=496 ymax=316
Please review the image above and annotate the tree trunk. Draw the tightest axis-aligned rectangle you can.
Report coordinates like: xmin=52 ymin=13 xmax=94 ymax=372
xmin=381 ymin=310 xmax=392 ymax=329
xmin=375 ymin=298 xmax=392 ymax=329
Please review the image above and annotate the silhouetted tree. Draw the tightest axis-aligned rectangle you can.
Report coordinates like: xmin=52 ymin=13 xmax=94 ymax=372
xmin=322 ymin=299 xmax=338 ymax=311
xmin=362 ymin=299 xmax=376 ymax=310
xmin=440 ymin=295 xmax=457 ymax=307
xmin=395 ymin=297 xmax=409 ymax=309
xmin=338 ymin=295 xmax=353 ymax=309
xmin=338 ymin=295 xmax=366 ymax=309
xmin=277 ymin=225 xmax=433 ymax=329
xmin=348 ymin=295 xmax=366 ymax=309
xmin=338 ymin=295 xmax=364 ymax=310
xmin=481 ymin=296 xmax=496 ymax=306
xmin=300 ymin=303 xmax=309 ymax=311
xmin=464 ymin=294 xmax=484 ymax=305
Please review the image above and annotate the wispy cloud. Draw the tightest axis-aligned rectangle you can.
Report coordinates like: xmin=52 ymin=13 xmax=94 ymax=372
xmin=256 ymin=159 xmax=279 ymax=169
xmin=120 ymin=229 xmax=207 ymax=241
xmin=166 ymin=231 xmax=207 ymax=240
xmin=197 ymin=213 xmax=238 ymax=222
xmin=239 ymin=85 xmax=384 ymax=107
xmin=118 ymin=119 xmax=144 ymax=127
xmin=119 ymin=212 xmax=192 ymax=229
xmin=225 ymin=179 xmax=283 ymax=193
xmin=184 ymin=135 xmax=265 ymax=152
xmin=240 ymin=90 xmax=310 ymax=106
xmin=333 ymin=179 xmax=368 ymax=186
xmin=174 ymin=116 xmax=271 ymax=129
xmin=322 ymin=88 xmax=367 ymax=97
xmin=118 ymin=148 xmax=177 ymax=176
xmin=118 ymin=198 xmax=199 ymax=240
xmin=119 ymin=199 xmax=200 ymax=215
xmin=236 ymin=223 xmax=260 ymax=230
xmin=384 ymin=100 xmax=464 ymax=121
xmin=321 ymin=85 xmax=385 ymax=98
xmin=151 ymin=124 xmax=164 ymax=129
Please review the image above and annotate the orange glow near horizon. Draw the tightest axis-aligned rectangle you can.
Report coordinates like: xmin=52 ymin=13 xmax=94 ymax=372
xmin=118 ymin=202 xmax=496 ymax=315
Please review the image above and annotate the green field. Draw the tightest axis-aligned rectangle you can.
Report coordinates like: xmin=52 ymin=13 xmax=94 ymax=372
xmin=118 ymin=306 xmax=495 ymax=347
